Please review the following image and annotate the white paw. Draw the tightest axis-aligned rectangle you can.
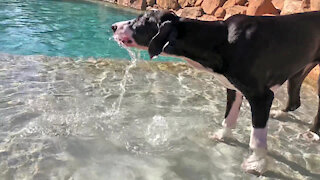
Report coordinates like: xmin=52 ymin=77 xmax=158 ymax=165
xmin=298 ymin=131 xmax=320 ymax=142
xmin=270 ymin=110 xmax=288 ymax=119
xmin=241 ymin=148 xmax=268 ymax=176
xmin=209 ymin=127 xmax=234 ymax=141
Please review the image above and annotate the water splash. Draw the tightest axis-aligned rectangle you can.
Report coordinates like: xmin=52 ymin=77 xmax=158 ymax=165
xmin=113 ymin=48 xmax=140 ymax=113
xmin=146 ymin=115 xmax=169 ymax=146
xmin=109 ymin=38 xmax=143 ymax=114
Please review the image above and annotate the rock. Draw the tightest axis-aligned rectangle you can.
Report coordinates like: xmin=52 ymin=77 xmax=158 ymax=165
xmin=302 ymin=0 xmax=311 ymax=11
xmin=272 ymin=0 xmax=284 ymax=10
xmin=197 ymin=14 xmax=218 ymax=21
xmin=300 ymin=0 xmax=320 ymax=11
xmin=215 ymin=7 xmax=226 ymax=18
xmin=281 ymin=0 xmax=304 ymax=15
xmin=178 ymin=0 xmax=197 ymax=7
xmin=118 ymin=0 xmax=147 ymax=10
xmin=147 ymin=0 xmax=156 ymax=6
xmin=223 ymin=0 xmax=247 ymax=9
xmin=195 ymin=0 xmax=204 ymax=6
xmin=132 ymin=0 xmax=147 ymax=9
xmin=201 ymin=0 xmax=227 ymax=15
xmin=306 ymin=66 xmax=319 ymax=89
xmin=311 ymin=0 xmax=320 ymax=10
xmin=117 ymin=0 xmax=130 ymax=7
xmin=247 ymin=0 xmax=279 ymax=16
xmin=262 ymin=13 xmax=276 ymax=16
xmin=156 ymin=0 xmax=180 ymax=9
xmin=237 ymin=0 xmax=247 ymax=5
xmin=225 ymin=5 xmax=247 ymax=19
xmin=176 ymin=7 xmax=203 ymax=18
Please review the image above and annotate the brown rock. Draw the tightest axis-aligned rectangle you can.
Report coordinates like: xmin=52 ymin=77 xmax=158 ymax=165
xmin=223 ymin=0 xmax=247 ymax=9
xmin=132 ymin=0 xmax=147 ymax=9
xmin=225 ymin=5 xmax=247 ymax=19
xmin=271 ymin=0 xmax=284 ymax=10
xmin=311 ymin=0 xmax=320 ymax=10
xmin=201 ymin=0 xmax=227 ymax=15
xmin=302 ymin=0 xmax=311 ymax=11
xmin=195 ymin=0 xmax=204 ymax=6
xmin=178 ymin=0 xmax=197 ymax=7
xmin=300 ymin=0 xmax=320 ymax=12
xmin=305 ymin=66 xmax=319 ymax=90
xmin=147 ymin=0 xmax=156 ymax=6
xmin=198 ymin=14 xmax=219 ymax=21
xmin=215 ymin=7 xmax=226 ymax=18
xmin=156 ymin=0 xmax=180 ymax=9
xmin=236 ymin=0 xmax=247 ymax=5
xmin=117 ymin=0 xmax=130 ymax=7
xmin=176 ymin=7 xmax=204 ymax=18
xmin=247 ymin=0 xmax=279 ymax=16
xmin=281 ymin=0 xmax=304 ymax=15
xmin=118 ymin=0 xmax=147 ymax=10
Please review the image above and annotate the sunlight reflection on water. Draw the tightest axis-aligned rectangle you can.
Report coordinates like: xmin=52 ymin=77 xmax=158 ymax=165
xmin=0 ymin=53 xmax=319 ymax=180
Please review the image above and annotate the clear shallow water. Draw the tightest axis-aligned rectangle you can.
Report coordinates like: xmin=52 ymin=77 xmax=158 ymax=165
xmin=0 ymin=0 xmax=178 ymax=61
xmin=0 ymin=53 xmax=320 ymax=180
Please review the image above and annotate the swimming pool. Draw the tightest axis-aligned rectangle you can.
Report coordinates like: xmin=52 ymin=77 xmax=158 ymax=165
xmin=1 ymin=0 xmax=320 ymax=179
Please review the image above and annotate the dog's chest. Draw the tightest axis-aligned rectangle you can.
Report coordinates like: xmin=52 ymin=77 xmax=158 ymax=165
xmin=183 ymin=58 xmax=238 ymax=91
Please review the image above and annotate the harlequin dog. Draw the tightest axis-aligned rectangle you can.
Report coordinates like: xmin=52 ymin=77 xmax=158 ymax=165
xmin=111 ymin=10 xmax=320 ymax=175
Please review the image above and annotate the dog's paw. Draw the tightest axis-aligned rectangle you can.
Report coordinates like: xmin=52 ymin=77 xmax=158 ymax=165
xmin=209 ymin=127 xmax=234 ymax=142
xmin=241 ymin=148 xmax=268 ymax=176
xmin=270 ymin=110 xmax=288 ymax=119
xmin=298 ymin=131 xmax=320 ymax=142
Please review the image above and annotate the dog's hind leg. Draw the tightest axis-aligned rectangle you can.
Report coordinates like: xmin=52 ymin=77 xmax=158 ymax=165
xmin=310 ymin=69 xmax=320 ymax=134
xmin=302 ymin=65 xmax=320 ymax=141
xmin=210 ymin=89 xmax=242 ymax=141
xmin=270 ymin=63 xmax=317 ymax=118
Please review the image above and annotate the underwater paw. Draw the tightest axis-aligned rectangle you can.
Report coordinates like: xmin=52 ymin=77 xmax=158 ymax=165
xmin=209 ymin=127 xmax=234 ymax=141
xmin=298 ymin=131 xmax=320 ymax=142
xmin=270 ymin=110 xmax=288 ymax=119
xmin=241 ymin=148 xmax=268 ymax=176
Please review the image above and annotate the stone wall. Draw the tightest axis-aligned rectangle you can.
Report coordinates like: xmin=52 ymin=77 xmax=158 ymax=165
xmin=99 ymin=0 xmax=320 ymax=20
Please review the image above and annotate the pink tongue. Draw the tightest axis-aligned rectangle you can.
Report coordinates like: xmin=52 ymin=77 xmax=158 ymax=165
xmin=121 ymin=37 xmax=130 ymax=42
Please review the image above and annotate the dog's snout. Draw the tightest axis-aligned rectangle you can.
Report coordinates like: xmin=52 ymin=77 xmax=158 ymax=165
xmin=111 ymin=24 xmax=117 ymax=32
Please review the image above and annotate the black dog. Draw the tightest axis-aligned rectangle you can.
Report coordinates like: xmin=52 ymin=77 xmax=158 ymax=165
xmin=112 ymin=10 xmax=320 ymax=175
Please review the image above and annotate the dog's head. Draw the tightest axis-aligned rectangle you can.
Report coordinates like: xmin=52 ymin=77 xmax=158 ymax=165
xmin=111 ymin=10 xmax=179 ymax=58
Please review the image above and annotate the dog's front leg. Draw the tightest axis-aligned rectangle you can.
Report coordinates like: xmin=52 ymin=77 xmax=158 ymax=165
xmin=211 ymin=89 xmax=243 ymax=141
xmin=241 ymin=89 xmax=274 ymax=175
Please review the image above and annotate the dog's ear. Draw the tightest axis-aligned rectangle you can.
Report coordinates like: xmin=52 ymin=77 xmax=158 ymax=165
xmin=148 ymin=21 xmax=177 ymax=59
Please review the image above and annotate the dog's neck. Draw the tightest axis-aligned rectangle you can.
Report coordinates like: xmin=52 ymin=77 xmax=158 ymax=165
xmin=163 ymin=19 xmax=230 ymax=73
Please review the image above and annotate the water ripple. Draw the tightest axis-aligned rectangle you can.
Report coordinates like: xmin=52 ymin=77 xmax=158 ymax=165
xmin=0 ymin=53 xmax=319 ymax=179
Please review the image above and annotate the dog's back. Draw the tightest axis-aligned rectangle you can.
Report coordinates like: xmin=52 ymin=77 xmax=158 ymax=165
xmin=224 ymin=11 xmax=320 ymax=86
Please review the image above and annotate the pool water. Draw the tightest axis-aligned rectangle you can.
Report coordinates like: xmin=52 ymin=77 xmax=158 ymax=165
xmin=1 ymin=53 xmax=320 ymax=180
xmin=1 ymin=0 xmax=320 ymax=180
xmin=0 ymin=0 xmax=178 ymax=61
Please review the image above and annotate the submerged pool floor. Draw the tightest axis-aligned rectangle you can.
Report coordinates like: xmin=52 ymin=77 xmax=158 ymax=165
xmin=0 ymin=53 xmax=319 ymax=180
